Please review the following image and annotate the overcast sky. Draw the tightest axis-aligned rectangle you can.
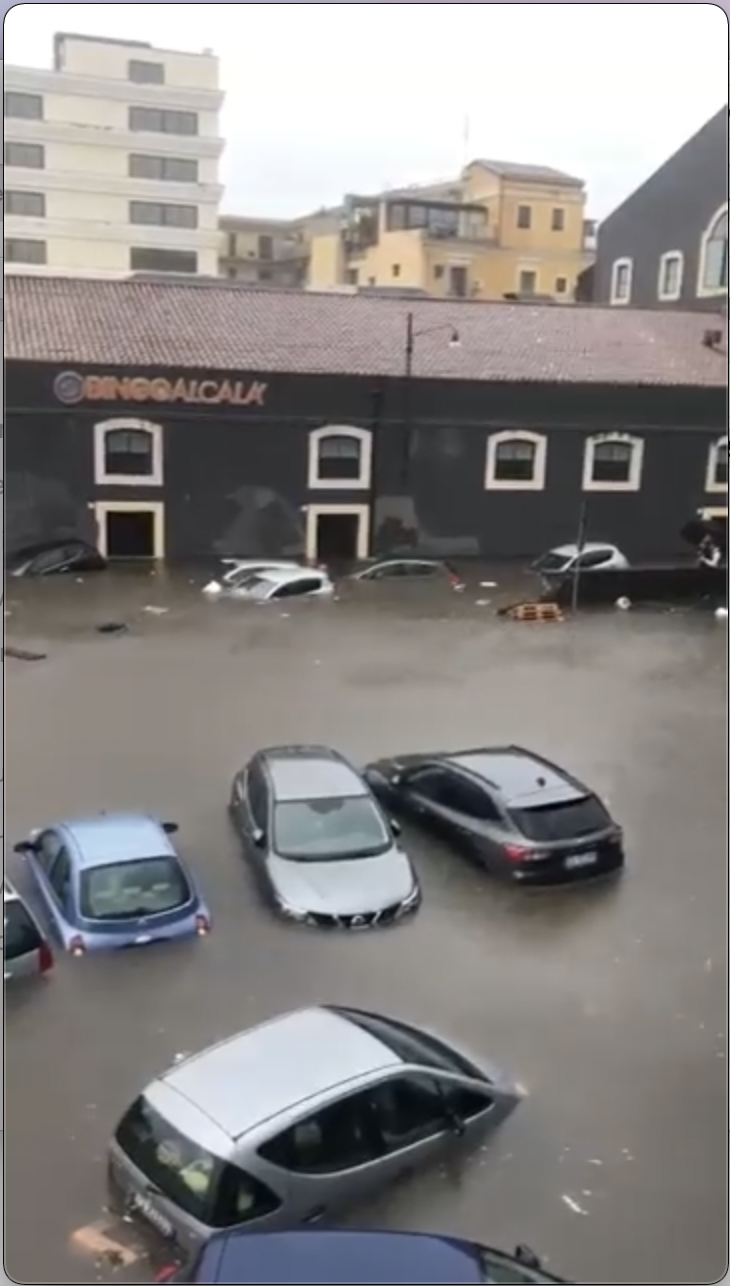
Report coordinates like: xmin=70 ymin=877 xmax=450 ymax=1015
xmin=5 ymin=2 xmax=728 ymax=219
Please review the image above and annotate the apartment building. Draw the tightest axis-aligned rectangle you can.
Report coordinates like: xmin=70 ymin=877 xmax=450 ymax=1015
xmin=219 ymin=214 xmax=308 ymax=287
xmin=306 ymin=160 xmax=594 ymax=301
xmin=4 ymin=31 xmax=224 ymax=277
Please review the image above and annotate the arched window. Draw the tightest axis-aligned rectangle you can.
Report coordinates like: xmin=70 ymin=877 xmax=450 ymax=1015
xmin=699 ymin=205 xmax=728 ymax=296
xmin=609 ymin=257 xmax=633 ymax=305
xmin=583 ymin=433 xmax=644 ymax=492
xmin=307 ymin=425 xmax=372 ymax=490
xmin=93 ymin=418 xmax=164 ymax=486
xmin=705 ymin=436 xmax=728 ymax=493
xmin=485 ymin=431 xmax=547 ymax=491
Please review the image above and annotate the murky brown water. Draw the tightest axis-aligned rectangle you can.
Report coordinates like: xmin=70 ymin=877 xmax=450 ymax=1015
xmin=5 ymin=573 xmax=728 ymax=1283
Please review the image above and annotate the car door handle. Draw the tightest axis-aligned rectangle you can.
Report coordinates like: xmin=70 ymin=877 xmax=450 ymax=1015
xmin=303 ymin=1207 xmax=325 ymax=1224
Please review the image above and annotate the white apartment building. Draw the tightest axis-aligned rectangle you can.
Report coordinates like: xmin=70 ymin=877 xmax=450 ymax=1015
xmin=4 ymin=32 xmax=224 ymax=277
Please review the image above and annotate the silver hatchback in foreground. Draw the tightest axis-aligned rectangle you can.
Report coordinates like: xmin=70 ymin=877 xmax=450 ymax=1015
xmin=109 ymin=1005 xmax=521 ymax=1258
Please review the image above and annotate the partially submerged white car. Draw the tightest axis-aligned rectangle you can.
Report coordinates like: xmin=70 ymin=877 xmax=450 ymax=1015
xmin=532 ymin=542 xmax=630 ymax=577
xmin=203 ymin=559 xmax=303 ymax=596
xmin=217 ymin=566 xmax=335 ymax=603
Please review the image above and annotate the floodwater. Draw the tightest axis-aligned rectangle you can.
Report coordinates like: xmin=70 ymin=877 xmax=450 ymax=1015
xmin=4 ymin=570 xmax=728 ymax=1284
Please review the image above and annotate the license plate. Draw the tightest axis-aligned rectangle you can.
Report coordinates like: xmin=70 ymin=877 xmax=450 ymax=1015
xmin=565 ymin=851 xmax=598 ymax=870
xmin=130 ymin=1195 xmax=174 ymax=1239
xmin=134 ymin=934 xmax=153 ymax=945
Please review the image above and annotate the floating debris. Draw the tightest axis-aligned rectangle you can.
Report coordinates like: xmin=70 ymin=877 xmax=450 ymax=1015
xmin=562 ymin=1194 xmax=589 ymax=1216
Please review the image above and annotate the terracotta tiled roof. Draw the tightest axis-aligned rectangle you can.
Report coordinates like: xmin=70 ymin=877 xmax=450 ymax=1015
xmin=4 ymin=274 xmax=727 ymax=388
xmin=467 ymin=159 xmax=585 ymax=188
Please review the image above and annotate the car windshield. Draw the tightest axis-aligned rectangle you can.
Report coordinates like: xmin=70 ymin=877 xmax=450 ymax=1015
xmin=79 ymin=857 xmax=191 ymax=921
xmin=512 ymin=795 xmax=611 ymax=843
xmin=478 ymin=1248 xmax=562 ymax=1282
xmin=274 ymin=796 xmax=390 ymax=860
xmin=3 ymin=899 xmax=42 ymax=960
xmin=336 ymin=1007 xmax=490 ymax=1080
xmin=535 ymin=551 xmax=571 ymax=573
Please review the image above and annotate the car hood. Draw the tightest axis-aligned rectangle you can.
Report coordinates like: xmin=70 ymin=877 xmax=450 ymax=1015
xmin=268 ymin=848 xmax=415 ymax=915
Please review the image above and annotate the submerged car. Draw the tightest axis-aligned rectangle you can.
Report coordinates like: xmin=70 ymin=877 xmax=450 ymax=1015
xmin=352 ymin=558 xmax=465 ymax=589
xmin=217 ymin=567 xmax=334 ymax=603
xmin=203 ymin=560 xmax=303 ymax=596
xmin=532 ymin=542 xmax=629 ymax=578
xmin=364 ymin=745 xmax=625 ymax=885
xmin=109 ymin=1004 xmax=521 ymax=1259
xmin=3 ymin=882 xmax=54 ymax=983
xmin=7 ymin=538 xmax=106 ymax=577
xmin=229 ymin=744 xmax=420 ymax=927
xmin=154 ymin=1228 xmax=568 ymax=1284
xmin=14 ymin=813 xmax=212 ymax=954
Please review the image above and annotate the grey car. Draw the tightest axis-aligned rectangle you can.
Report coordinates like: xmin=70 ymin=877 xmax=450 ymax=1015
xmin=3 ymin=882 xmax=54 ymax=982
xmin=229 ymin=745 xmax=421 ymax=928
xmin=108 ymin=1004 xmax=522 ymax=1259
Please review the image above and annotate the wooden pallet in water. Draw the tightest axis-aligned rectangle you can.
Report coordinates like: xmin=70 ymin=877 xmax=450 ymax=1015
xmin=505 ymin=600 xmax=564 ymax=623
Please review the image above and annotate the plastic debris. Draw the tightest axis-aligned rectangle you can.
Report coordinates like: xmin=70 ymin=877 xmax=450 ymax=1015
xmin=143 ymin=605 xmax=168 ymax=615
xmin=4 ymin=645 xmax=47 ymax=662
xmin=562 ymin=1195 xmax=589 ymax=1216
xmin=480 ymin=580 xmax=498 ymax=588
xmin=615 ymin=596 xmax=632 ymax=610
xmin=96 ymin=622 xmax=128 ymax=635
xmin=475 ymin=599 xmax=491 ymax=607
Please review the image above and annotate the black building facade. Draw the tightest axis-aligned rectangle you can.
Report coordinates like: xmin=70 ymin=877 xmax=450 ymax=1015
xmin=6 ymin=358 xmax=727 ymax=566
xmin=583 ymin=106 xmax=728 ymax=311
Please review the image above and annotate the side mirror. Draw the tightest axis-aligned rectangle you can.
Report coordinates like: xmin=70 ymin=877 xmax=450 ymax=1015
xmin=251 ymin=828 xmax=266 ymax=848
xmin=162 ymin=821 xmax=179 ymax=835
xmin=390 ymin=818 xmax=402 ymax=837
xmin=515 ymin=1246 xmax=541 ymax=1270
xmin=444 ymin=1107 xmax=466 ymax=1137
xmin=390 ymin=772 xmax=402 ymax=787
xmin=13 ymin=840 xmax=35 ymax=855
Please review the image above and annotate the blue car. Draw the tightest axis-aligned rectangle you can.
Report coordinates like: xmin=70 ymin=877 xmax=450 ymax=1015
xmin=14 ymin=813 xmax=212 ymax=955
xmin=154 ymin=1230 xmax=568 ymax=1284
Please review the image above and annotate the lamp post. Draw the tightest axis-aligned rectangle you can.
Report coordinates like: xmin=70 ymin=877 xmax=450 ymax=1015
xmin=402 ymin=310 xmax=460 ymax=483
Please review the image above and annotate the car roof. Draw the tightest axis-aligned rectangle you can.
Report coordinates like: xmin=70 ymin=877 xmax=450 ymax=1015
xmin=201 ymin=1229 xmax=488 ymax=1284
xmin=263 ymin=746 xmax=368 ymax=802
xmin=57 ymin=813 xmax=176 ymax=868
xmin=446 ymin=746 xmax=585 ymax=808
xmin=257 ymin=567 xmax=326 ymax=585
xmin=161 ymin=1006 xmax=398 ymax=1139
xmin=550 ymin=542 xmax=616 ymax=556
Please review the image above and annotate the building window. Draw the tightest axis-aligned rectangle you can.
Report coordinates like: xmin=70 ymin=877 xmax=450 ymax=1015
xmin=551 ymin=207 xmax=565 ymax=232
xmin=392 ymin=264 xmax=401 ymax=278
xmin=705 ymin=437 xmax=728 ymax=493
xmin=129 ymin=247 xmax=198 ymax=273
xmin=307 ymin=426 xmax=373 ymax=491
xmin=4 ymin=91 xmax=43 ymax=119
xmin=4 ymin=141 xmax=45 ymax=169
xmin=128 ymin=58 xmax=165 ymax=84
xmin=485 ymin=431 xmax=547 ymax=491
xmin=345 ymin=268 xmax=359 ymax=285
xmin=129 ymin=200 xmax=198 ymax=229
xmin=698 ymin=205 xmax=728 ymax=296
xmin=434 ymin=264 xmax=445 ymax=279
xmin=94 ymin=419 xmax=164 ymax=486
xmin=657 ymin=251 xmax=684 ymax=301
xmin=555 ymin=276 xmax=568 ymax=295
xmin=518 ymin=269 xmax=537 ymax=295
xmin=583 ymin=434 xmax=644 ymax=492
xmin=517 ymin=205 xmax=532 ymax=229
xmin=609 ymin=257 xmax=633 ymax=305
xmin=448 ymin=265 xmax=468 ymax=298
xmin=129 ymin=106 xmax=198 ymax=136
xmin=129 ymin=154 xmax=199 ymax=183
xmin=258 ymin=234 xmax=274 ymax=260
xmin=4 ymin=238 xmax=47 ymax=264
xmin=5 ymin=190 xmax=46 ymax=217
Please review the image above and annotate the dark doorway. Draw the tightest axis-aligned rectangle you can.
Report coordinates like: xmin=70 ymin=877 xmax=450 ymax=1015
xmin=316 ymin=512 xmax=360 ymax=563
xmin=105 ymin=509 xmax=156 ymax=559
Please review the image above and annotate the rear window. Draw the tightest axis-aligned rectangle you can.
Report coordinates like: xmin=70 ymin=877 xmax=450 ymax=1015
xmin=512 ymin=794 xmax=611 ymax=842
xmin=116 ymin=1097 xmax=279 ymax=1228
xmin=79 ymin=857 xmax=190 ymax=921
xmin=3 ymin=899 xmax=42 ymax=961
xmin=334 ymin=1007 xmax=489 ymax=1081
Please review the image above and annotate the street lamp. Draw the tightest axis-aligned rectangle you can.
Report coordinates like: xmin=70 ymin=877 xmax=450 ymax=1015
xmin=402 ymin=310 xmax=461 ymax=481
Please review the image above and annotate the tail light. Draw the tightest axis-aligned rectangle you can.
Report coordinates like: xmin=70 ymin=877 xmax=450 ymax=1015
xmin=153 ymin=1267 xmax=179 ymax=1284
xmin=195 ymin=913 xmax=211 ymax=937
xmin=504 ymin=843 xmax=529 ymax=863
xmin=448 ymin=571 xmax=465 ymax=589
xmin=68 ymin=935 xmax=86 ymax=957
xmin=38 ymin=940 xmax=54 ymax=975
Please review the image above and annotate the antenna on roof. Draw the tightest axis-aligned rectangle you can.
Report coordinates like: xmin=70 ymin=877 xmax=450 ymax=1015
xmin=461 ymin=113 xmax=471 ymax=167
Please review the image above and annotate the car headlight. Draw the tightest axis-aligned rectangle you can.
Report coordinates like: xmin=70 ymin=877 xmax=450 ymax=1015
xmin=401 ymin=883 xmax=421 ymax=911
xmin=277 ymin=900 xmax=313 ymax=924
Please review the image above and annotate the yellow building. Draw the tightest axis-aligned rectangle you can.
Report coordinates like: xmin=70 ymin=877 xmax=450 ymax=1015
xmin=307 ymin=160 xmax=594 ymax=301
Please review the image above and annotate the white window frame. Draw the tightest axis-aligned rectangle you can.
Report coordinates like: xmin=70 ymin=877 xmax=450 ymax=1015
xmin=657 ymin=250 xmax=684 ymax=302
xmin=705 ymin=436 xmax=728 ymax=494
xmin=304 ymin=503 xmax=370 ymax=561
xmin=92 ymin=500 xmax=166 ymax=559
xmin=697 ymin=203 xmax=729 ymax=297
xmin=609 ymin=257 xmax=633 ymax=305
xmin=93 ymin=417 xmax=164 ymax=486
xmin=307 ymin=424 xmax=372 ymax=491
xmin=485 ymin=430 xmax=547 ymax=492
xmin=583 ymin=432 xmax=644 ymax=493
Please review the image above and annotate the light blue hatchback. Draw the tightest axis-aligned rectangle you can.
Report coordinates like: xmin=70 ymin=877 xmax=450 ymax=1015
xmin=14 ymin=813 xmax=212 ymax=955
